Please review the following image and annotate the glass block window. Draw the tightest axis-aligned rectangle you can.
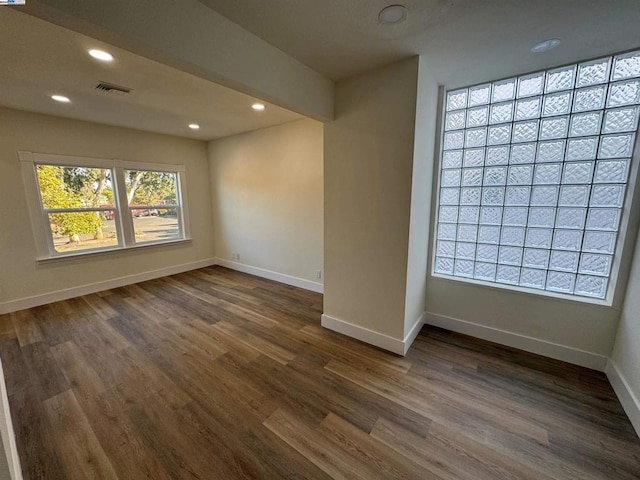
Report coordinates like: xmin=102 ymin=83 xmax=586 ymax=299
xmin=435 ymin=50 xmax=640 ymax=300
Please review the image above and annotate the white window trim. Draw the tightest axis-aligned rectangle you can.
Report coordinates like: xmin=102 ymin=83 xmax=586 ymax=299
xmin=18 ymin=151 xmax=192 ymax=261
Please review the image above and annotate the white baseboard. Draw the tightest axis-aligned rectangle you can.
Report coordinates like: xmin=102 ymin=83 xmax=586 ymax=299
xmin=0 ymin=258 xmax=217 ymax=315
xmin=403 ymin=312 xmax=425 ymax=355
xmin=606 ymin=359 xmax=640 ymax=438
xmin=215 ymin=258 xmax=323 ymax=294
xmin=424 ymin=312 xmax=608 ymax=371
xmin=0 ymin=359 xmax=22 ymax=480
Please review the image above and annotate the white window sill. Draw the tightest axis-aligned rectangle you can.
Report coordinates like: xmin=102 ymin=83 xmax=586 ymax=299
xmin=36 ymin=238 xmax=193 ymax=264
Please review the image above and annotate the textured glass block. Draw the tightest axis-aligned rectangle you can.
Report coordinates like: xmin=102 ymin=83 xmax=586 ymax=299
xmin=539 ymin=116 xmax=569 ymax=140
xmin=478 ymin=225 xmax=501 ymax=244
xmin=440 ymin=188 xmax=460 ymax=205
xmin=569 ymin=111 xmax=602 ymax=137
xmin=476 ymin=244 xmax=499 ymax=262
xmin=566 ymin=137 xmax=598 ymax=161
xmin=445 ymin=110 xmax=466 ymax=131
xmin=528 ymin=207 xmax=555 ymax=227
xmin=590 ymin=185 xmax=625 ymax=207
xmin=460 ymin=187 xmax=481 ymax=205
xmin=574 ymin=275 xmax=607 ymax=298
xmin=465 ymin=128 xmax=487 ymax=148
xmin=439 ymin=206 xmax=458 ymax=223
xmin=484 ymin=167 xmax=507 ymax=186
xmin=594 ymin=159 xmax=629 ymax=184
xmin=579 ymin=253 xmax=612 ymax=277
xmin=586 ymin=208 xmax=620 ymax=231
xmin=550 ymin=251 xmax=579 ymax=272
xmin=583 ymin=231 xmax=616 ymax=254
xmin=503 ymin=207 xmax=529 ymax=226
xmin=458 ymin=206 xmax=480 ymax=224
xmin=572 ymin=85 xmax=606 ymax=112
xmin=530 ymin=186 xmax=558 ymax=206
xmin=463 ymin=148 xmax=485 ymax=167
xmin=520 ymin=268 xmax=546 ymax=289
xmin=457 ymin=225 xmax=478 ymax=243
xmin=577 ymin=57 xmax=611 ymax=87
xmin=492 ymin=79 xmax=516 ymax=103
xmin=612 ymin=51 xmax=640 ymax=81
xmin=467 ymin=106 xmax=489 ymax=127
xmin=562 ymin=162 xmax=594 ymax=185
xmin=486 ymin=146 xmax=510 ymax=165
xmin=444 ymin=131 xmax=464 ymax=150
xmin=546 ymin=271 xmax=575 ymax=293
xmin=489 ymin=102 xmax=514 ymax=124
xmin=523 ymin=248 xmax=550 ymax=269
xmin=556 ymin=207 xmax=587 ymax=229
xmin=437 ymin=240 xmax=456 ymax=257
xmin=546 ymin=65 xmax=576 ymax=93
xmin=454 ymin=259 xmax=475 ymax=277
xmin=488 ymin=125 xmax=512 ymax=145
xmin=515 ymin=97 xmax=541 ymax=120
xmin=443 ymin=150 xmax=463 ymax=168
xmin=501 ymin=226 xmax=525 ymax=246
xmin=552 ymin=229 xmax=583 ymax=251
xmin=559 ymin=185 xmax=590 ymax=207
xmin=517 ymin=72 xmax=545 ymax=98
xmin=599 ymin=133 xmax=635 ymax=159
xmin=542 ymin=91 xmax=572 ymax=117
xmin=480 ymin=206 xmax=503 ymax=224
xmin=499 ymin=246 xmax=523 ymax=265
xmin=462 ymin=168 xmax=483 ymax=186
xmin=456 ymin=242 xmax=476 ymax=259
xmin=435 ymin=257 xmax=454 ymax=274
xmin=537 ymin=140 xmax=565 ymax=163
xmin=525 ymin=228 xmax=553 ymax=249
xmin=437 ymin=223 xmax=457 ymax=241
xmin=510 ymin=143 xmax=536 ymax=164
xmin=496 ymin=265 xmax=520 ymax=285
xmin=512 ymin=120 xmax=539 ymax=143
xmin=508 ymin=165 xmax=534 ymax=185
xmin=602 ymin=106 xmax=640 ymax=134
xmin=505 ymin=186 xmax=531 ymax=206
xmin=474 ymin=262 xmax=497 ymax=281
xmin=607 ymin=80 xmax=640 ymax=107
xmin=534 ymin=164 xmax=562 ymax=185
xmin=441 ymin=169 xmax=461 ymax=187
xmin=482 ymin=187 xmax=505 ymax=205
xmin=469 ymin=84 xmax=491 ymax=106
xmin=447 ymin=89 xmax=467 ymax=111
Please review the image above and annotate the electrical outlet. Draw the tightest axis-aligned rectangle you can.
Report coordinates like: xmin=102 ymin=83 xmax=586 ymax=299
xmin=231 ymin=252 xmax=239 ymax=261
xmin=316 ymin=270 xmax=322 ymax=279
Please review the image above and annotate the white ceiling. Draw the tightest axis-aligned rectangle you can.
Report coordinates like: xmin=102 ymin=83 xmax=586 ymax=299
xmin=0 ymin=8 xmax=304 ymax=141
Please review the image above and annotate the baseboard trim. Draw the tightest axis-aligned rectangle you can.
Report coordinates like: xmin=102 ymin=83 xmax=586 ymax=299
xmin=0 ymin=358 xmax=22 ymax=480
xmin=403 ymin=312 xmax=425 ymax=355
xmin=215 ymin=258 xmax=323 ymax=293
xmin=321 ymin=314 xmax=408 ymax=355
xmin=0 ymin=258 xmax=217 ymax=315
xmin=424 ymin=312 xmax=608 ymax=371
xmin=606 ymin=359 xmax=640 ymax=437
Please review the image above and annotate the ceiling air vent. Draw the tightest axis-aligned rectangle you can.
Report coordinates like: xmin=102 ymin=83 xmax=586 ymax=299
xmin=94 ymin=81 xmax=132 ymax=95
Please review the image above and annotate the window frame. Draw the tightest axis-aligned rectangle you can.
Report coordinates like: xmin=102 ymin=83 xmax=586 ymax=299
xmin=19 ymin=151 xmax=191 ymax=261
xmin=431 ymin=50 xmax=640 ymax=307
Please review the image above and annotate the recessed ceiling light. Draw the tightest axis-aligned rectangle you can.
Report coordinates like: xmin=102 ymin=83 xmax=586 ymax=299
xmin=188 ymin=124 xmax=200 ymax=130
xmin=252 ymin=103 xmax=266 ymax=111
xmin=51 ymin=95 xmax=71 ymax=103
xmin=378 ymin=4 xmax=408 ymax=25
xmin=89 ymin=49 xmax=114 ymax=62
xmin=531 ymin=39 xmax=561 ymax=53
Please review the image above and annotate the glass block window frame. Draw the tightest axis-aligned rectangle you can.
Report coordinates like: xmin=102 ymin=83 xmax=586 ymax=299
xmin=434 ymin=49 xmax=640 ymax=301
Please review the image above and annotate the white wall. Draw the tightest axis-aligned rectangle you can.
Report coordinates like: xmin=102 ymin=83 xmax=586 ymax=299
xmin=323 ymin=57 xmax=418 ymax=343
xmin=0 ymin=107 xmax=215 ymax=309
xmin=208 ymin=119 xmax=324 ymax=288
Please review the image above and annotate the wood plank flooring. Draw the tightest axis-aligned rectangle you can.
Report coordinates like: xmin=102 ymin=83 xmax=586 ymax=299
xmin=1 ymin=265 xmax=639 ymax=479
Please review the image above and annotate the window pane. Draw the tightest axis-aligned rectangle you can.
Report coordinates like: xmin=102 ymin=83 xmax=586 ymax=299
xmin=36 ymin=165 xmax=113 ymax=209
xmin=50 ymin=211 xmax=118 ymax=253
xmin=132 ymin=208 xmax=179 ymax=243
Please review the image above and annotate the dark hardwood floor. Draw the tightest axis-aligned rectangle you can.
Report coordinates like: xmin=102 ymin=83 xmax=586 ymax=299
xmin=0 ymin=265 xmax=639 ymax=479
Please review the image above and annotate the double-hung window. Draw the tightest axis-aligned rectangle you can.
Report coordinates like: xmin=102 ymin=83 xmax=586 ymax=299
xmin=434 ymin=49 xmax=640 ymax=302
xmin=19 ymin=152 xmax=190 ymax=259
